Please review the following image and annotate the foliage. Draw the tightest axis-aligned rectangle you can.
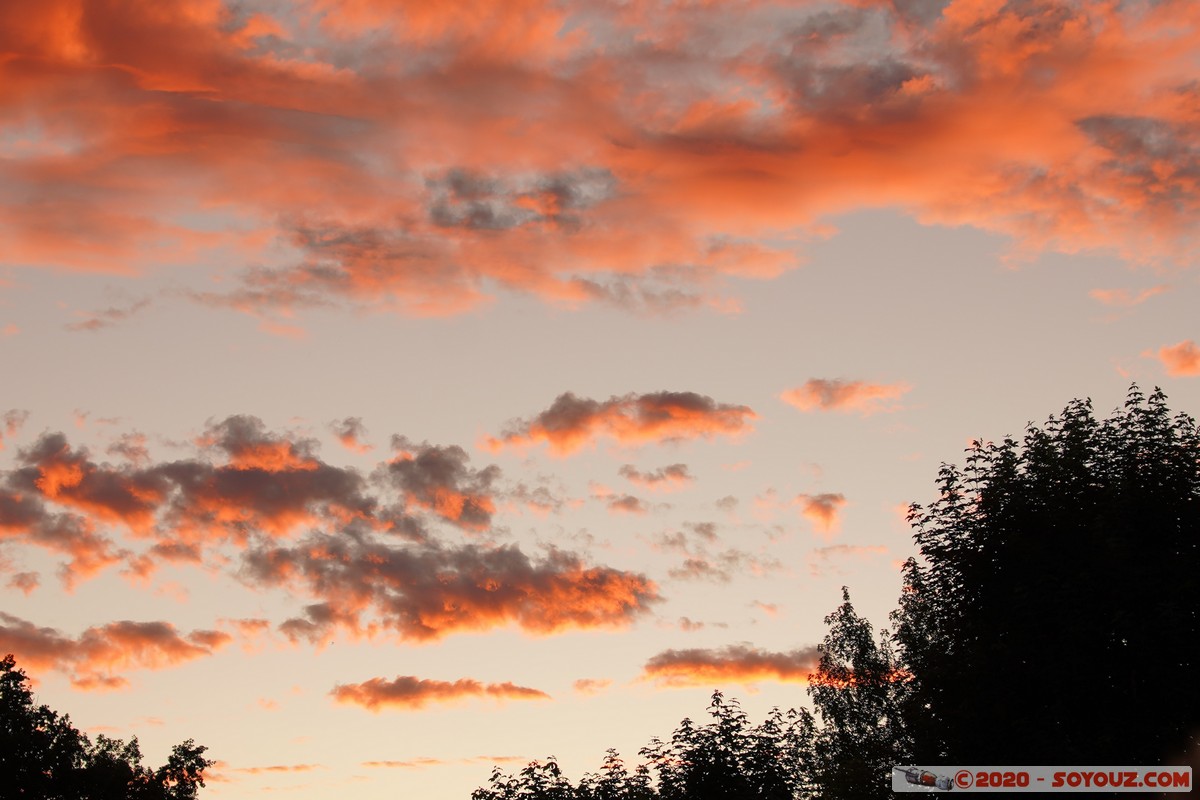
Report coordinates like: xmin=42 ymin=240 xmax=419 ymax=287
xmin=0 ymin=654 xmax=214 ymax=800
xmin=806 ymin=589 xmax=907 ymax=800
xmin=471 ymin=692 xmax=814 ymax=800
xmin=892 ymin=386 xmax=1200 ymax=765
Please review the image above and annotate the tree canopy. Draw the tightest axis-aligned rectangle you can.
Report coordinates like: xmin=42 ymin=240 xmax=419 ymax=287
xmin=471 ymin=386 xmax=1200 ymax=798
xmin=0 ymin=654 xmax=213 ymax=800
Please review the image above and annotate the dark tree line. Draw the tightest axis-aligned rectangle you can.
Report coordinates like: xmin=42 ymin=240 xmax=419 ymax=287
xmin=0 ymin=655 xmax=213 ymax=800
xmin=473 ymin=386 xmax=1200 ymax=798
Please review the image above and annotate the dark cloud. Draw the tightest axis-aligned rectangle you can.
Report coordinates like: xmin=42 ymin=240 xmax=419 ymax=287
xmin=618 ymin=463 xmax=694 ymax=491
xmin=383 ymin=437 xmax=500 ymax=530
xmin=427 ymin=167 xmax=616 ymax=232
xmin=607 ymin=494 xmax=649 ymax=515
xmin=241 ymin=535 xmax=661 ymax=642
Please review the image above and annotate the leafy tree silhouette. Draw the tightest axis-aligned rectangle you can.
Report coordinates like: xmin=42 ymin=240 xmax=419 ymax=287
xmin=471 ymin=692 xmax=814 ymax=800
xmin=893 ymin=387 xmax=1200 ymax=768
xmin=0 ymin=654 xmax=213 ymax=799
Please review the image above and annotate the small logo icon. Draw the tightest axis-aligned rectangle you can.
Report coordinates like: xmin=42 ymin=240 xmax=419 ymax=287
xmin=895 ymin=766 xmax=956 ymax=791
xmin=954 ymin=770 xmax=974 ymax=789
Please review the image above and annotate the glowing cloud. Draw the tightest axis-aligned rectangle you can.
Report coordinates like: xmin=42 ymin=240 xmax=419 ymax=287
xmin=641 ymin=644 xmax=822 ymax=688
xmin=1156 ymin=340 xmax=1200 ymax=376
xmin=781 ymin=380 xmax=911 ymax=416
xmin=0 ymin=611 xmax=231 ymax=690
xmin=243 ymin=536 xmax=661 ymax=642
xmin=796 ymin=493 xmax=847 ymax=536
xmin=484 ymin=392 xmax=756 ymax=455
xmin=330 ymin=676 xmax=550 ymax=711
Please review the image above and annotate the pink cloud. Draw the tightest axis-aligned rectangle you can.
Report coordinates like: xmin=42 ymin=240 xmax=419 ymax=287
xmin=1156 ymin=340 xmax=1200 ymax=376
xmin=781 ymin=380 xmax=911 ymax=416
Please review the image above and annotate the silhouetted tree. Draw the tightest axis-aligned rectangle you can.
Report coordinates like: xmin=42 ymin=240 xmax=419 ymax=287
xmin=806 ymin=589 xmax=907 ymax=800
xmin=0 ymin=654 xmax=213 ymax=799
xmin=892 ymin=387 xmax=1200 ymax=766
xmin=472 ymin=692 xmax=814 ymax=800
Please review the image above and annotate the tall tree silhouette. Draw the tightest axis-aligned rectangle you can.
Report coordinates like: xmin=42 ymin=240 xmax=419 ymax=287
xmin=0 ymin=654 xmax=213 ymax=799
xmin=806 ymin=589 xmax=907 ymax=799
xmin=892 ymin=387 xmax=1200 ymax=766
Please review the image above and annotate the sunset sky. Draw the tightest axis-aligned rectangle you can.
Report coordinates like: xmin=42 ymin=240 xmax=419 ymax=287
xmin=2 ymin=0 xmax=1199 ymax=796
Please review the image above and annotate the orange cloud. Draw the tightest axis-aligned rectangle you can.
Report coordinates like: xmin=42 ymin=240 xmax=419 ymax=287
xmin=1156 ymin=340 xmax=1200 ymax=376
xmin=781 ymin=380 xmax=911 ymax=416
xmin=0 ymin=611 xmax=231 ymax=690
xmin=796 ymin=492 xmax=847 ymax=536
xmin=641 ymin=644 xmax=822 ymax=688
xmin=330 ymin=675 xmax=549 ymax=711
xmin=484 ymin=392 xmax=755 ymax=455
xmin=330 ymin=417 xmax=373 ymax=454
xmin=384 ymin=437 xmax=498 ymax=530
xmin=244 ymin=536 xmax=661 ymax=642
xmin=1089 ymin=285 xmax=1172 ymax=306
xmin=1 ymin=0 xmax=1197 ymax=323
xmin=573 ymin=677 xmax=612 ymax=695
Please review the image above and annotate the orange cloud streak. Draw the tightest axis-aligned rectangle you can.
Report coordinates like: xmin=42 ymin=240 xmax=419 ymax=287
xmin=781 ymin=379 xmax=911 ymax=415
xmin=330 ymin=675 xmax=550 ymax=711
xmin=641 ymin=644 xmax=822 ymax=688
xmin=485 ymin=392 xmax=756 ymax=455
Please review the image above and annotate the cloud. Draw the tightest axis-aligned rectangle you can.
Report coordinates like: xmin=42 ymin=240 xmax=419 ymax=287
xmin=64 ymin=298 xmax=152 ymax=332
xmin=641 ymin=644 xmax=822 ymax=688
xmin=781 ymin=380 xmax=911 ymax=415
xmin=0 ymin=611 xmax=231 ymax=690
xmin=618 ymin=463 xmax=694 ymax=491
xmin=807 ymin=544 xmax=888 ymax=577
xmin=796 ymin=492 xmax=847 ymax=536
xmin=242 ymin=535 xmax=661 ymax=642
xmin=0 ymin=410 xmax=29 ymax=450
xmin=1155 ymin=340 xmax=1200 ymax=376
xmin=330 ymin=675 xmax=549 ymax=711
xmin=1089 ymin=285 xmax=1172 ymax=306
xmin=572 ymin=677 xmax=612 ymax=695
xmin=383 ymin=437 xmax=499 ymax=530
xmin=330 ymin=417 xmax=373 ymax=454
xmin=3 ymin=0 xmax=1199 ymax=323
xmin=484 ymin=392 xmax=756 ymax=455
xmin=6 ymin=571 xmax=39 ymax=595
xmin=229 ymin=764 xmax=324 ymax=775
xmin=606 ymin=494 xmax=649 ymax=515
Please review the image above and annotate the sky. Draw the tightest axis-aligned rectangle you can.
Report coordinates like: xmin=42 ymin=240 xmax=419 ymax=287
xmin=1 ymin=0 xmax=1199 ymax=796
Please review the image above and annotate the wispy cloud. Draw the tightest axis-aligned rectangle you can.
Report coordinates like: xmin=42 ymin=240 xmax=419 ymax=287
xmin=781 ymin=380 xmax=910 ymax=416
